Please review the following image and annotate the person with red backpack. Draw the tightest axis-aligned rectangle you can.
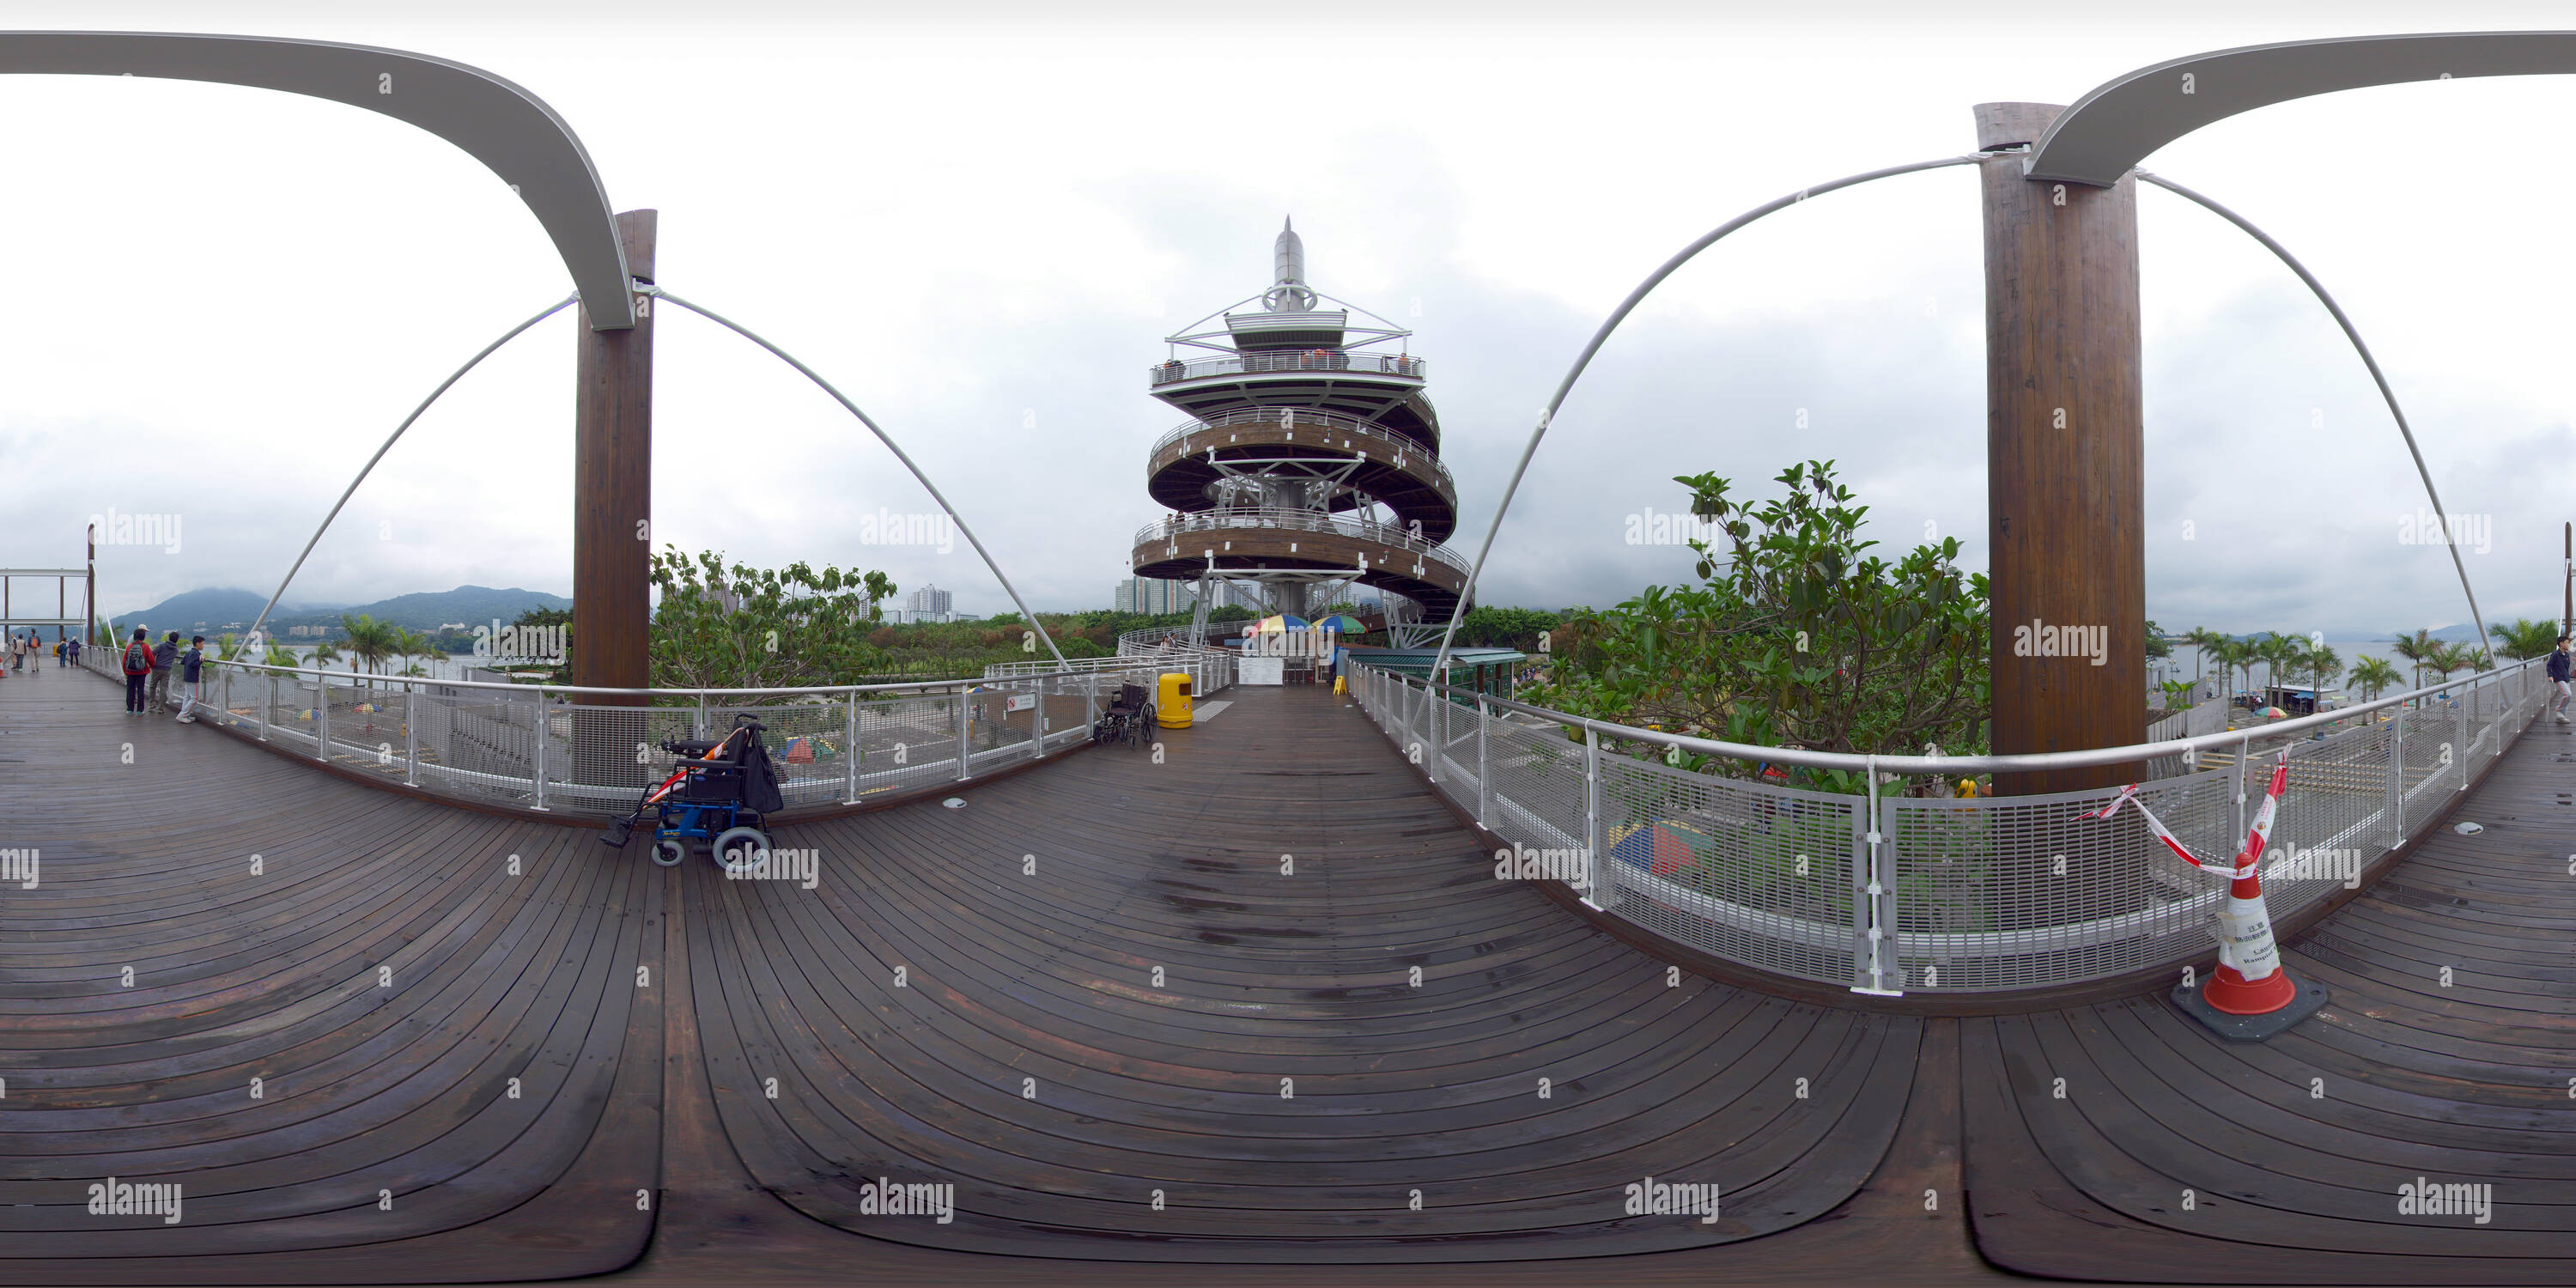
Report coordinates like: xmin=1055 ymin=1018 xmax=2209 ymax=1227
xmin=120 ymin=629 xmax=154 ymax=714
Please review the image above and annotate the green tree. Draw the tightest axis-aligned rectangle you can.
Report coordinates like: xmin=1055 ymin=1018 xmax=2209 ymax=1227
xmin=2346 ymin=654 xmax=2403 ymax=702
xmin=1455 ymin=605 xmax=1562 ymax=649
xmin=2487 ymin=617 xmax=2560 ymax=661
xmin=2179 ymin=626 xmax=2223 ymax=688
xmin=2302 ymin=641 xmax=2341 ymax=707
xmin=1539 ymin=460 xmax=1988 ymax=785
xmin=2389 ymin=629 xmax=2438 ymax=691
xmin=338 ymin=613 xmax=398 ymax=683
xmin=648 ymin=546 xmax=896 ymax=690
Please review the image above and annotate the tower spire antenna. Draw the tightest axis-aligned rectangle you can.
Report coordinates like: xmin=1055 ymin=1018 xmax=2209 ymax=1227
xmin=1268 ymin=216 xmax=1310 ymax=310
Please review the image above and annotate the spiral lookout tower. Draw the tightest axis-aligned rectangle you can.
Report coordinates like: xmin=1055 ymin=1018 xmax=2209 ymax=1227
xmin=1136 ymin=220 xmax=1468 ymax=643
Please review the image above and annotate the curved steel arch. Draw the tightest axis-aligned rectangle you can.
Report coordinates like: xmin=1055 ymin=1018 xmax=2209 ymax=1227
xmin=0 ymin=29 xmax=635 ymax=328
xmin=1425 ymin=155 xmax=1983 ymax=681
xmin=2028 ymin=31 xmax=2576 ymax=186
xmin=242 ymin=295 xmax=580 ymax=652
xmin=648 ymin=289 xmax=1069 ymax=668
xmin=2137 ymin=172 xmax=2493 ymax=665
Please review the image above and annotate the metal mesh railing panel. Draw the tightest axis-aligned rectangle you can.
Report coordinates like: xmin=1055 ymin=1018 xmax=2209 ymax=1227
xmin=1595 ymin=753 xmax=1863 ymax=986
xmin=1347 ymin=658 xmax=2549 ymax=997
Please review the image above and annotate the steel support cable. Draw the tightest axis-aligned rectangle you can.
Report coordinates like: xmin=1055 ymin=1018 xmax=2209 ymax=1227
xmin=648 ymin=289 xmax=1067 ymax=668
xmin=2136 ymin=171 xmax=2494 ymax=667
xmin=248 ymin=294 xmax=580 ymax=648
xmin=1424 ymin=155 xmax=1984 ymax=683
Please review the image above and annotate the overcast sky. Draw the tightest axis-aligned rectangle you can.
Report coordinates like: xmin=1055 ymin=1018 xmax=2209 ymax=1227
xmin=5 ymin=0 xmax=2573 ymax=640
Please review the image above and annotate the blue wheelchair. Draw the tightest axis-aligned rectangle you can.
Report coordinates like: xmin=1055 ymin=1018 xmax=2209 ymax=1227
xmin=599 ymin=714 xmax=786 ymax=872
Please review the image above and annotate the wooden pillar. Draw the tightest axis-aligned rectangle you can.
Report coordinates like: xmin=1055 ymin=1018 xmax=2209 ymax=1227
xmin=571 ymin=210 xmax=656 ymax=702
xmin=1977 ymin=104 xmax=2145 ymax=795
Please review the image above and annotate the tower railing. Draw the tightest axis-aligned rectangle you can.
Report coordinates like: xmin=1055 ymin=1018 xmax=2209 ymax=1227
xmin=1149 ymin=351 xmax=1425 ymax=385
xmin=1347 ymin=653 xmax=2550 ymax=997
xmin=1133 ymin=507 xmax=1471 ymax=574
xmin=1148 ymin=409 xmax=1453 ymax=491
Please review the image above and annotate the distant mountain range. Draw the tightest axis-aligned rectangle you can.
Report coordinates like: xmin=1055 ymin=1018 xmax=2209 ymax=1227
xmin=118 ymin=586 xmax=570 ymax=638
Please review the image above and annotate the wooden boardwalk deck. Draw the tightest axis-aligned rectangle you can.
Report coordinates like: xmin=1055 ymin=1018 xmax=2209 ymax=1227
xmin=3 ymin=663 xmax=2570 ymax=1284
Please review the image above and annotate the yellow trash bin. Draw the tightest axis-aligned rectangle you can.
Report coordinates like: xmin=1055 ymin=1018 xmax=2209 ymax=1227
xmin=1157 ymin=671 xmax=1194 ymax=728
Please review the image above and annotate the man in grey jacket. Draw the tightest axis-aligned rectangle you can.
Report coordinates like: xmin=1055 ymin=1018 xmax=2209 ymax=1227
xmin=147 ymin=630 xmax=180 ymax=712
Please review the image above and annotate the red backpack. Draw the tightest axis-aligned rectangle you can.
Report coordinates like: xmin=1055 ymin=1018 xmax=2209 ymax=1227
xmin=123 ymin=641 xmax=151 ymax=675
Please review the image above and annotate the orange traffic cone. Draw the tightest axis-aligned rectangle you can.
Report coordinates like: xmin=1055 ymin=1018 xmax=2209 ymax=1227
xmin=2202 ymin=865 xmax=2300 ymax=1014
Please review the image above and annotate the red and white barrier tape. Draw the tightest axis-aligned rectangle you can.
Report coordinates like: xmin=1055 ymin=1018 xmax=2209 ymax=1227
xmin=2075 ymin=748 xmax=2289 ymax=882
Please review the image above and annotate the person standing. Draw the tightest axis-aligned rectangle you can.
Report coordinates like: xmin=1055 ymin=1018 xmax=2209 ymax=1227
xmin=120 ymin=629 xmax=153 ymax=714
xmin=65 ymin=635 xmax=81 ymax=669
xmin=175 ymin=635 xmax=206 ymax=723
xmin=2549 ymin=635 xmax=2572 ymax=725
xmin=147 ymin=630 xmax=179 ymax=713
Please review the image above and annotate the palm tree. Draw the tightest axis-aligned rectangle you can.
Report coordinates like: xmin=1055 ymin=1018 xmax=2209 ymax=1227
xmin=2389 ymin=629 xmax=2438 ymax=692
xmin=260 ymin=643 xmax=301 ymax=669
xmin=2181 ymin=627 xmax=2224 ymax=691
xmin=2303 ymin=642 xmax=2341 ymax=714
xmin=338 ymin=614 xmax=397 ymax=689
xmin=395 ymin=629 xmax=438 ymax=678
xmin=2424 ymin=641 xmax=2483 ymax=683
xmin=2255 ymin=633 xmax=2299 ymax=699
xmin=307 ymin=639 xmax=343 ymax=670
xmin=2487 ymin=617 xmax=2560 ymax=661
xmin=2217 ymin=638 xmax=2261 ymax=710
xmin=2347 ymin=655 xmax=2403 ymax=702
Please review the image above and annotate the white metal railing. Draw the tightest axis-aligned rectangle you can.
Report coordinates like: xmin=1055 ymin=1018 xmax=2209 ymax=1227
xmin=81 ymin=645 xmax=1230 ymax=816
xmin=1348 ymin=654 xmax=2549 ymax=996
xmin=1133 ymin=507 xmax=1470 ymax=575
xmin=1148 ymin=350 xmax=1425 ymax=385
xmin=1149 ymin=408 xmax=1450 ymax=491
xmin=983 ymin=642 xmax=1236 ymax=680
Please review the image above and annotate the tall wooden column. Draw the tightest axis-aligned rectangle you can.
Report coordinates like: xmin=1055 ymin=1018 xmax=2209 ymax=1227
xmin=1977 ymin=104 xmax=2145 ymax=795
xmin=571 ymin=209 xmax=656 ymax=702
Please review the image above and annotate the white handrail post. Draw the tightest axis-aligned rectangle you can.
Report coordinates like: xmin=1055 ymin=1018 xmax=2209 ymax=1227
xmin=1030 ymin=679 xmax=1044 ymax=762
xmin=1582 ymin=725 xmax=1603 ymax=908
xmin=2386 ymin=702 xmax=2408 ymax=845
xmin=1429 ymin=672 xmax=1444 ymax=786
xmin=843 ymin=692 xmax=860 ymax=805
xmin=1475 ymin=694 xmax=1491 ymax=829
xmin=2235 ymin=732 xmax=2250 ymax=841
xmin=956 ymin=684 xmax=972 ymax=781
xmin=2457 ymin=678 xmax=2470 ymax=792
xmin=404 ymin=683 xmax=419 ymax=787
xmin=257 ymin=669 xmax=270 ymax=743
xmin=314 ymin=671 xmax=331 ymax=762
xmin=531 ymin=687 xmax=549 ymax=811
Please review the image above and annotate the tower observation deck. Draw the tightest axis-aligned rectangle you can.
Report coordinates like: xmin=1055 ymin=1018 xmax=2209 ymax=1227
xmin=1133 ymin=221 xmax=1468 ymax=642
